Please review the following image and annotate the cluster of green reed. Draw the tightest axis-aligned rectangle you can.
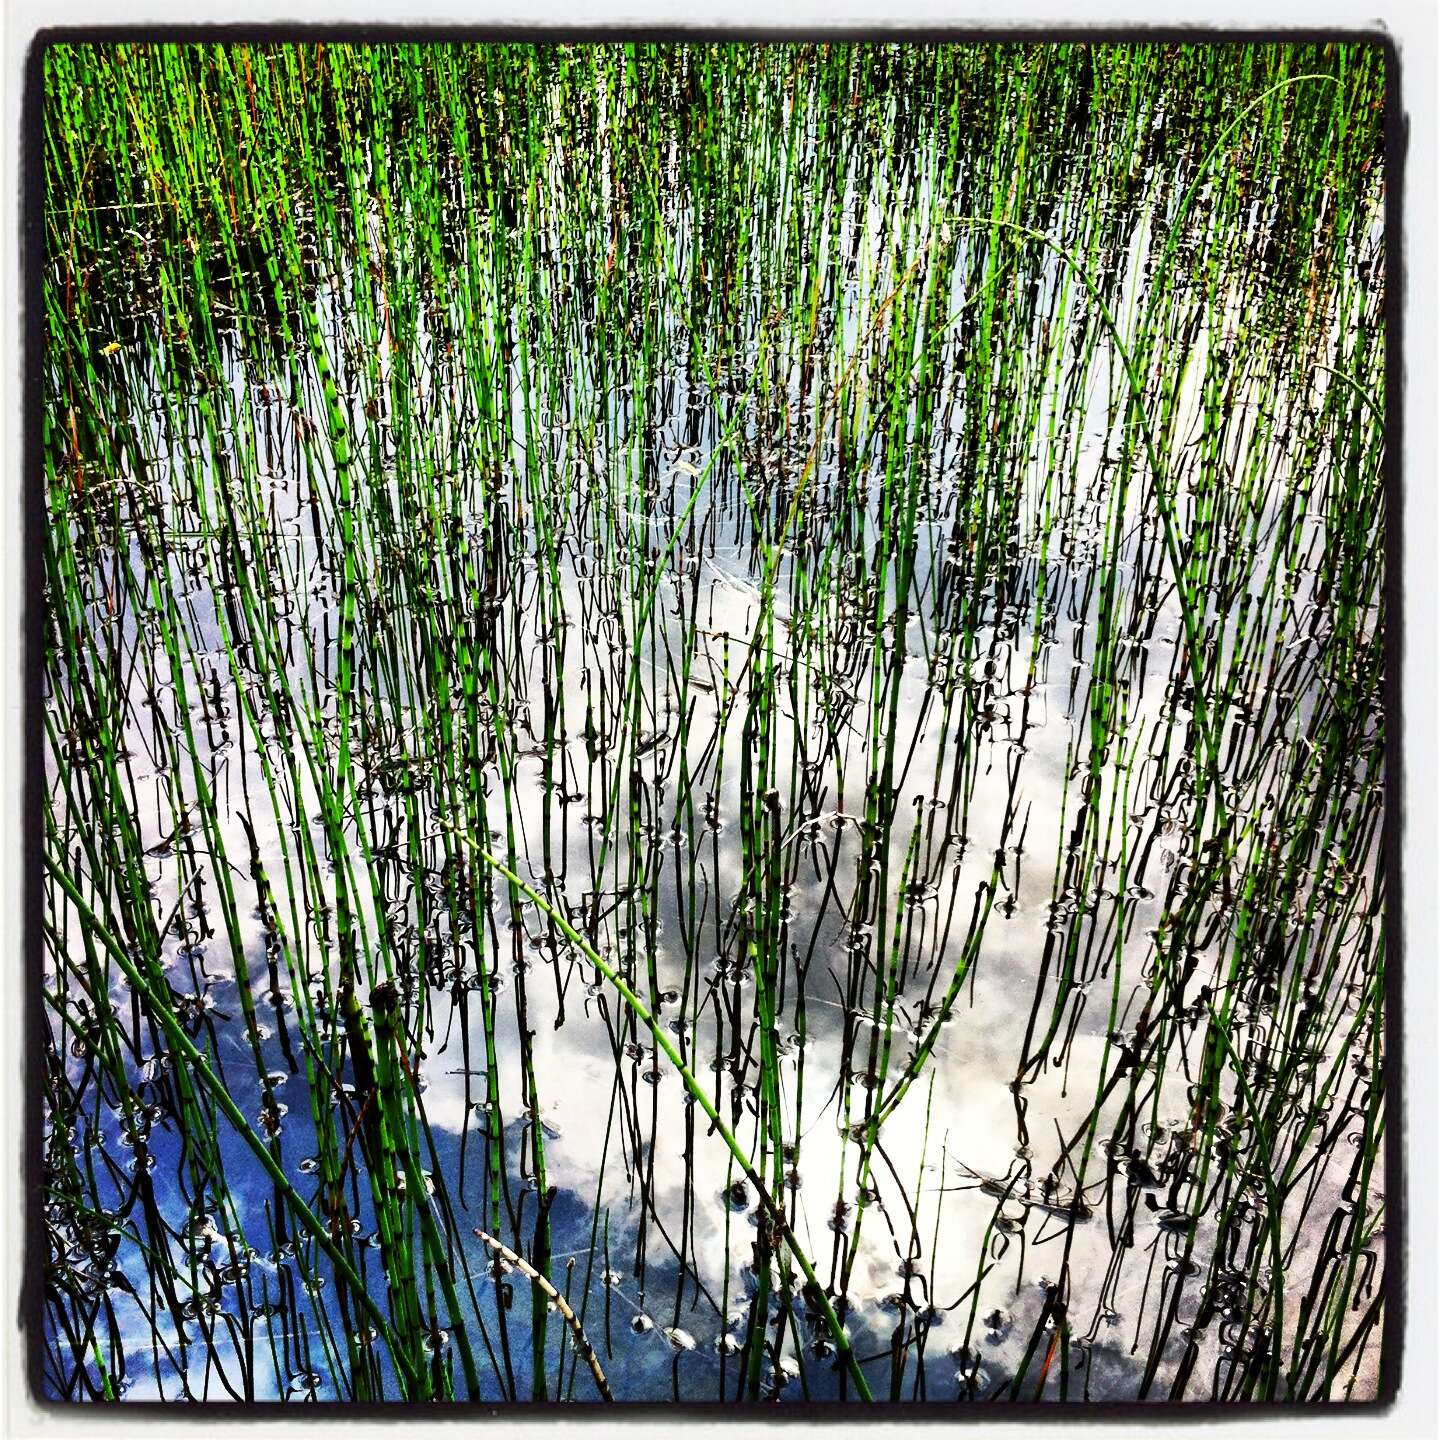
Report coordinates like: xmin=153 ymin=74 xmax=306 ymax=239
xmin=39 ymin=41 xmax=1386 ymax=1403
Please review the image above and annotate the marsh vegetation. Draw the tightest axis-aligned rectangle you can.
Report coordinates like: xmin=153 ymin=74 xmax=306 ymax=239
xmin=39 ymin=41 xmax=1387 ymax=1404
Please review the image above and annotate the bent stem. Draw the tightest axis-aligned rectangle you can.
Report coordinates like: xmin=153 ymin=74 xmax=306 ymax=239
xmin=44 ymin=854 xmax=429 ymax=1399
xmin=441 ymin=824 xmax=875 ymax=1401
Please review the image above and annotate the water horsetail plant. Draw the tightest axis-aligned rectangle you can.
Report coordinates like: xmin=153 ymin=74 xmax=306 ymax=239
xmin=37 ymin=40 xmax=1388 ymax=1405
